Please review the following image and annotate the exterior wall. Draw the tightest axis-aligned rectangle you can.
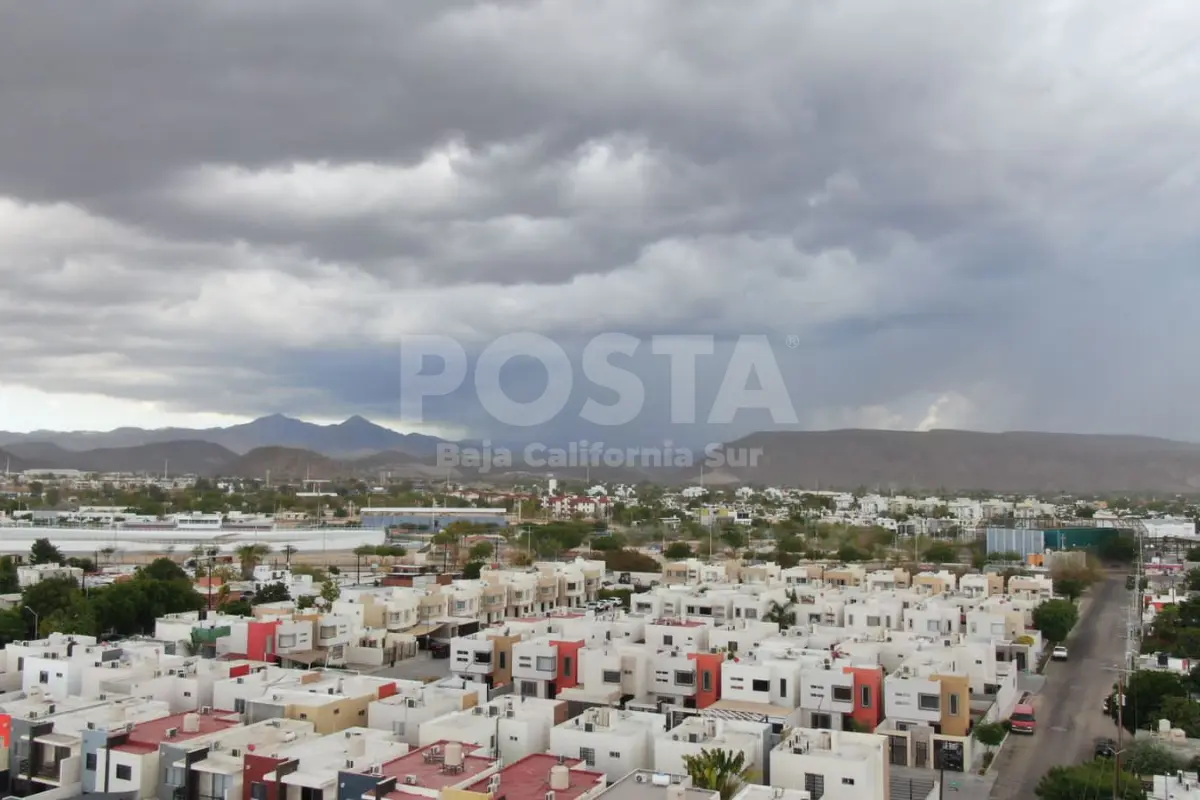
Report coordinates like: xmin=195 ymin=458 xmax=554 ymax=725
xmin=688 ymin=653 xmax=723 ymax=709
xmin=242 ymin=753 xmax=286 ymax=800
xmin=554 ymin=640 xmax=585 ymax=692
xmin=291 ymin=694 xmax=373 ymax=734
xmin=490 ymin=634 xmax=520 ymax=688
xmin=844 ymin=666 xmax=884 ymax=732
xmin=770 ymin=732 xmax=888 ymax=800
xmin=247 ymin=621 xmax=280 ymax=662
xmin=885 ymin=676 xmax=942 ymax=725
xmin=935 ymin=675 xmax=970 ymax=737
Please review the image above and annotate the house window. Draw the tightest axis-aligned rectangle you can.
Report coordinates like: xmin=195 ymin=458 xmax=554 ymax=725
xmin=803 ymin=772 xmax=825 ymax=800
xmin=832 ymin=686 xmax=853 ymax=702
xmin=861 ymin=686 xmax=872 ymax=708
xmin=752 ymin=679 xmax=770 ymax=693
xmin=278 ymin=634 xmax=297 ymax=648
xmin=841 ymin=778 xmax=855 ymax=785
xmin=39 ymin=671 xmax=49 ymax=684
xmin=603 ymin=670 xmax=622 ymax=684
xmin=744 ymin=609 xmax=757 ymax=619
xmin=520 ymin=681 xmax=537 ymax=697
xmin=499 ymin=652 xmax=507 ymax=669
xmin=663 ymin=635 xmax=674 ymax=646
xmin=579 ymin=747 xmax=595 ymax=766
xmin=85 ymin=753 xmax=97 ymax=771
xmin=474 ymin=652 xmax=492 ymax=665
xmin=918 ymin=693 xmax=940 ymax=711
xmin=183 ymin=691 xmax=192 ymax=698
xmin=949 ymin=694 xmax=960 ymax=716
xmin=609 ymin=751 xmax=620 ymax=759
xmin=234 ymin=698 xmax=246 ymax=713
xmin=536 ymin=656 xmax=556 ymax=672
xmin=563 ymin=657 xmax=573 ymax=677
xmin=116 ymin=764 xmax=132 ymax=781
xmin=866 ymin=616 xmax=881 ymax=627
xmin=703 ymin=671 xmax=713 ymax=692
xmin=675 ymin=670 xmax=694 ymax=686
xmin=779 ymin=678 xmax=787 ymax=697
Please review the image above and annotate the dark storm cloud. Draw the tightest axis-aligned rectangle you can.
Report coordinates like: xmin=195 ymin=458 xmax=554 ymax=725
xmin=1 ymin=0 xmax=1199 ymax=439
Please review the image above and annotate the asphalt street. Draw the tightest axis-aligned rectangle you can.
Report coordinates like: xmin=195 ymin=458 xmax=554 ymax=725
xmin=989 ymin=572 xmax=1130 ymax=800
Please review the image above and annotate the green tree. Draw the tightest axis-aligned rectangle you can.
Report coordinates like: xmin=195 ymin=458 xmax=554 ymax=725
xmin=764 ymin=591 xmax=800 ymax=630
xmin=719 ymin=529 xmax=746 ymax=551
xmin=1035 ymin=759 xmax=1142 ymax=799
xmin=1098 ymin=534 xmax=1137 ymax=563
xmin=1032 ymin=599 xmax=1079 ymax=643
xmin=139 ymin=558 xmax=189 ymax=582
xmin=463 ymin=561 xmax=484 ymax=580
xmin=22 ymin=576 xmax=82 ymax=621
xmin=30 ymin=538 xmax=64 ymax=565
xmin=296 ymin=594 xmax=316 ymax=610
xmin=220 ymin=599 xmax=253 ymax=616
xmin=253 ymin=582 xmax=291 ymax=604
xmin=0 ymin=556 xmax=19 ymax=594
xmin=972 ymin=721 xmax=1006 ymax=754
xmin=0 ymin=607 xmax=28 ymax=645
xmin=682 ymin=748 xmax=753 ymax=800
xmin=235 ymin=544 xmax=270 ymax=580
xmin=319 ymin=579 xmax=341 ymax=604
xmin=468 ymin=542 xmax=494 ymax=562
xmin=1124 ymin=739 xmax=1186 ymax=776
xmin=1119 ymin=670 xmax=1187 ymax=733
xmin=664 ymin=542 xmax=693 ymax=559
xmin=836 ymin=544 xmax=867 ymax=562
xmin=923 ymin=542 xmax=957 ymax=564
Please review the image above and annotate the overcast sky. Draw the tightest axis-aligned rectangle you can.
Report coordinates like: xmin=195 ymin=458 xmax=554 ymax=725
xmin=2 ymin=0 xmax=1198 ymax=445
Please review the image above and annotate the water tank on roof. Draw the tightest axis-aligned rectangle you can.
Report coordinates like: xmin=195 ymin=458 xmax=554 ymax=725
xmin=549 ymin=766 xmax=570 ymax=790
xmin=444 ymin=741 xmax=464 ymax=767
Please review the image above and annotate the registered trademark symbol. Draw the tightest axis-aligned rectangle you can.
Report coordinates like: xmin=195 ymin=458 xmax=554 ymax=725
xmin=785 ymin=334 xmax=800 ymax=348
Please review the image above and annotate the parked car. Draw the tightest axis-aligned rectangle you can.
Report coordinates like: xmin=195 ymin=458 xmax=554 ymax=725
xmin=1052 ymin=645 xmax=1069 ymax=661
xmin=1094 ymin=738 xmax=1118 ymax=758
xmin=429 ymin=640 xmax=451 ymax=659
xmin=1011 ymin=703 xmax=1037 ymax=734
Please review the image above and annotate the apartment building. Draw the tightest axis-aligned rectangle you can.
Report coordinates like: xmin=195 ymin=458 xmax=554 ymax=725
xmin=418 ymin=694 xmax=568 ymax=764
xmin=549 ymin=707 xmax=666 ymax=778
xmin=367 ymin=679 xmax=484 ymax=744
xmin=652 ymin=716 xmax=770 ymax=781
xmin=770 ymin=729 xmax=888 ymax=800
xmin=17 ymin=564 xmax=84 ymax=588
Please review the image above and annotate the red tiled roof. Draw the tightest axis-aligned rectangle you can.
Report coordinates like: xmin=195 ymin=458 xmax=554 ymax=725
xmin=379 ymin=741 xmax=494 ymax=791
xmin=112 ymin=712 xmax=240 ymax=754
xmin=462 ymin=754 xmax=604 ymax=800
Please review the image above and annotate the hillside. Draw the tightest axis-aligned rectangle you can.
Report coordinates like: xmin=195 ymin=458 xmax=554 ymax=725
xmin=688 ymin=429 xmax=1200 ymax=492
xmin=3 ymin=440 xmax=237 ymax=476
xmin=0 ymin=414 xmax=445 ymax=458
xmin=224 ymin=446 xmax=349 ymax=480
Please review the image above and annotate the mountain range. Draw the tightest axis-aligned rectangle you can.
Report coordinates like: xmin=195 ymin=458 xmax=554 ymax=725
xmin=4 ymin=415 xmax=1200 ymax=491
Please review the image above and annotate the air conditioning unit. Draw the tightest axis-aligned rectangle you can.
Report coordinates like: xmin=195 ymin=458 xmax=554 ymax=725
xmin=635 ymin=774 xmax=646 ymax=783
xmin=473 ymin=707 xmax=485 ymax=716
xmin=201 ymin=706 xmax=212 ymax=714
xmin=584 ymin=723 xmax=594 ymax=732
xmin=166 ymin=727 xmax=179 ymax=738
xmin=404 ymin=775 xmax=419 ymax=786
xmin=406 ymin=698 xmax=417 ymax=708
xmin=545 ymin=792 xmax=555 ymax=800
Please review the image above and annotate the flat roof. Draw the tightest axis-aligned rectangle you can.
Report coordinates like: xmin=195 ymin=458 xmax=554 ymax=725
xmin=380 ymin=740 xmax=494 ymax=792
xmin=114 ymin=712 xmax=240 ymax=754
xmin=462 ymin=754 xmax=605 ymax=800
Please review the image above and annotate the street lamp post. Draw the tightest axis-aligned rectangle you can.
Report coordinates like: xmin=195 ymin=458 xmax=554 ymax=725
xmin=22 ymin=606 xmax=38 ymax=638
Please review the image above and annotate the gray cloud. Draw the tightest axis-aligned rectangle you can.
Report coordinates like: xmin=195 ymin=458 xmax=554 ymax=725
xmin=1 ymin=0 xmax=1199 ymax=443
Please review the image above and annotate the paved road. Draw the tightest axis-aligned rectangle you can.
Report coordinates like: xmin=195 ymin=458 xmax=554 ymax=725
xmin=989 ymin=573 xmax=1130 ymax=800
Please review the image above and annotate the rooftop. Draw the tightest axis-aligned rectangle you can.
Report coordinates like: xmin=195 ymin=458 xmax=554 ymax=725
xmin=461 ymin=754 xmax=605 ymax=800
xmin=115 ymin=711 xmax=241 ymax=754
xmin=601 ymin=772 xmax=718 ymax=800
xmin=381 ymin=740 xmax=495 ymax=794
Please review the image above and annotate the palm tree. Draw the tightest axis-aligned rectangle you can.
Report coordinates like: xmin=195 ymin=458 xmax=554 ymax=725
xmin=764 ymin=589 xmax=800 ymax=630
xmin=682 ymin=748 xmax=754 ymax=800
xmin=236 ymin=544 xmax=271 ymax=580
